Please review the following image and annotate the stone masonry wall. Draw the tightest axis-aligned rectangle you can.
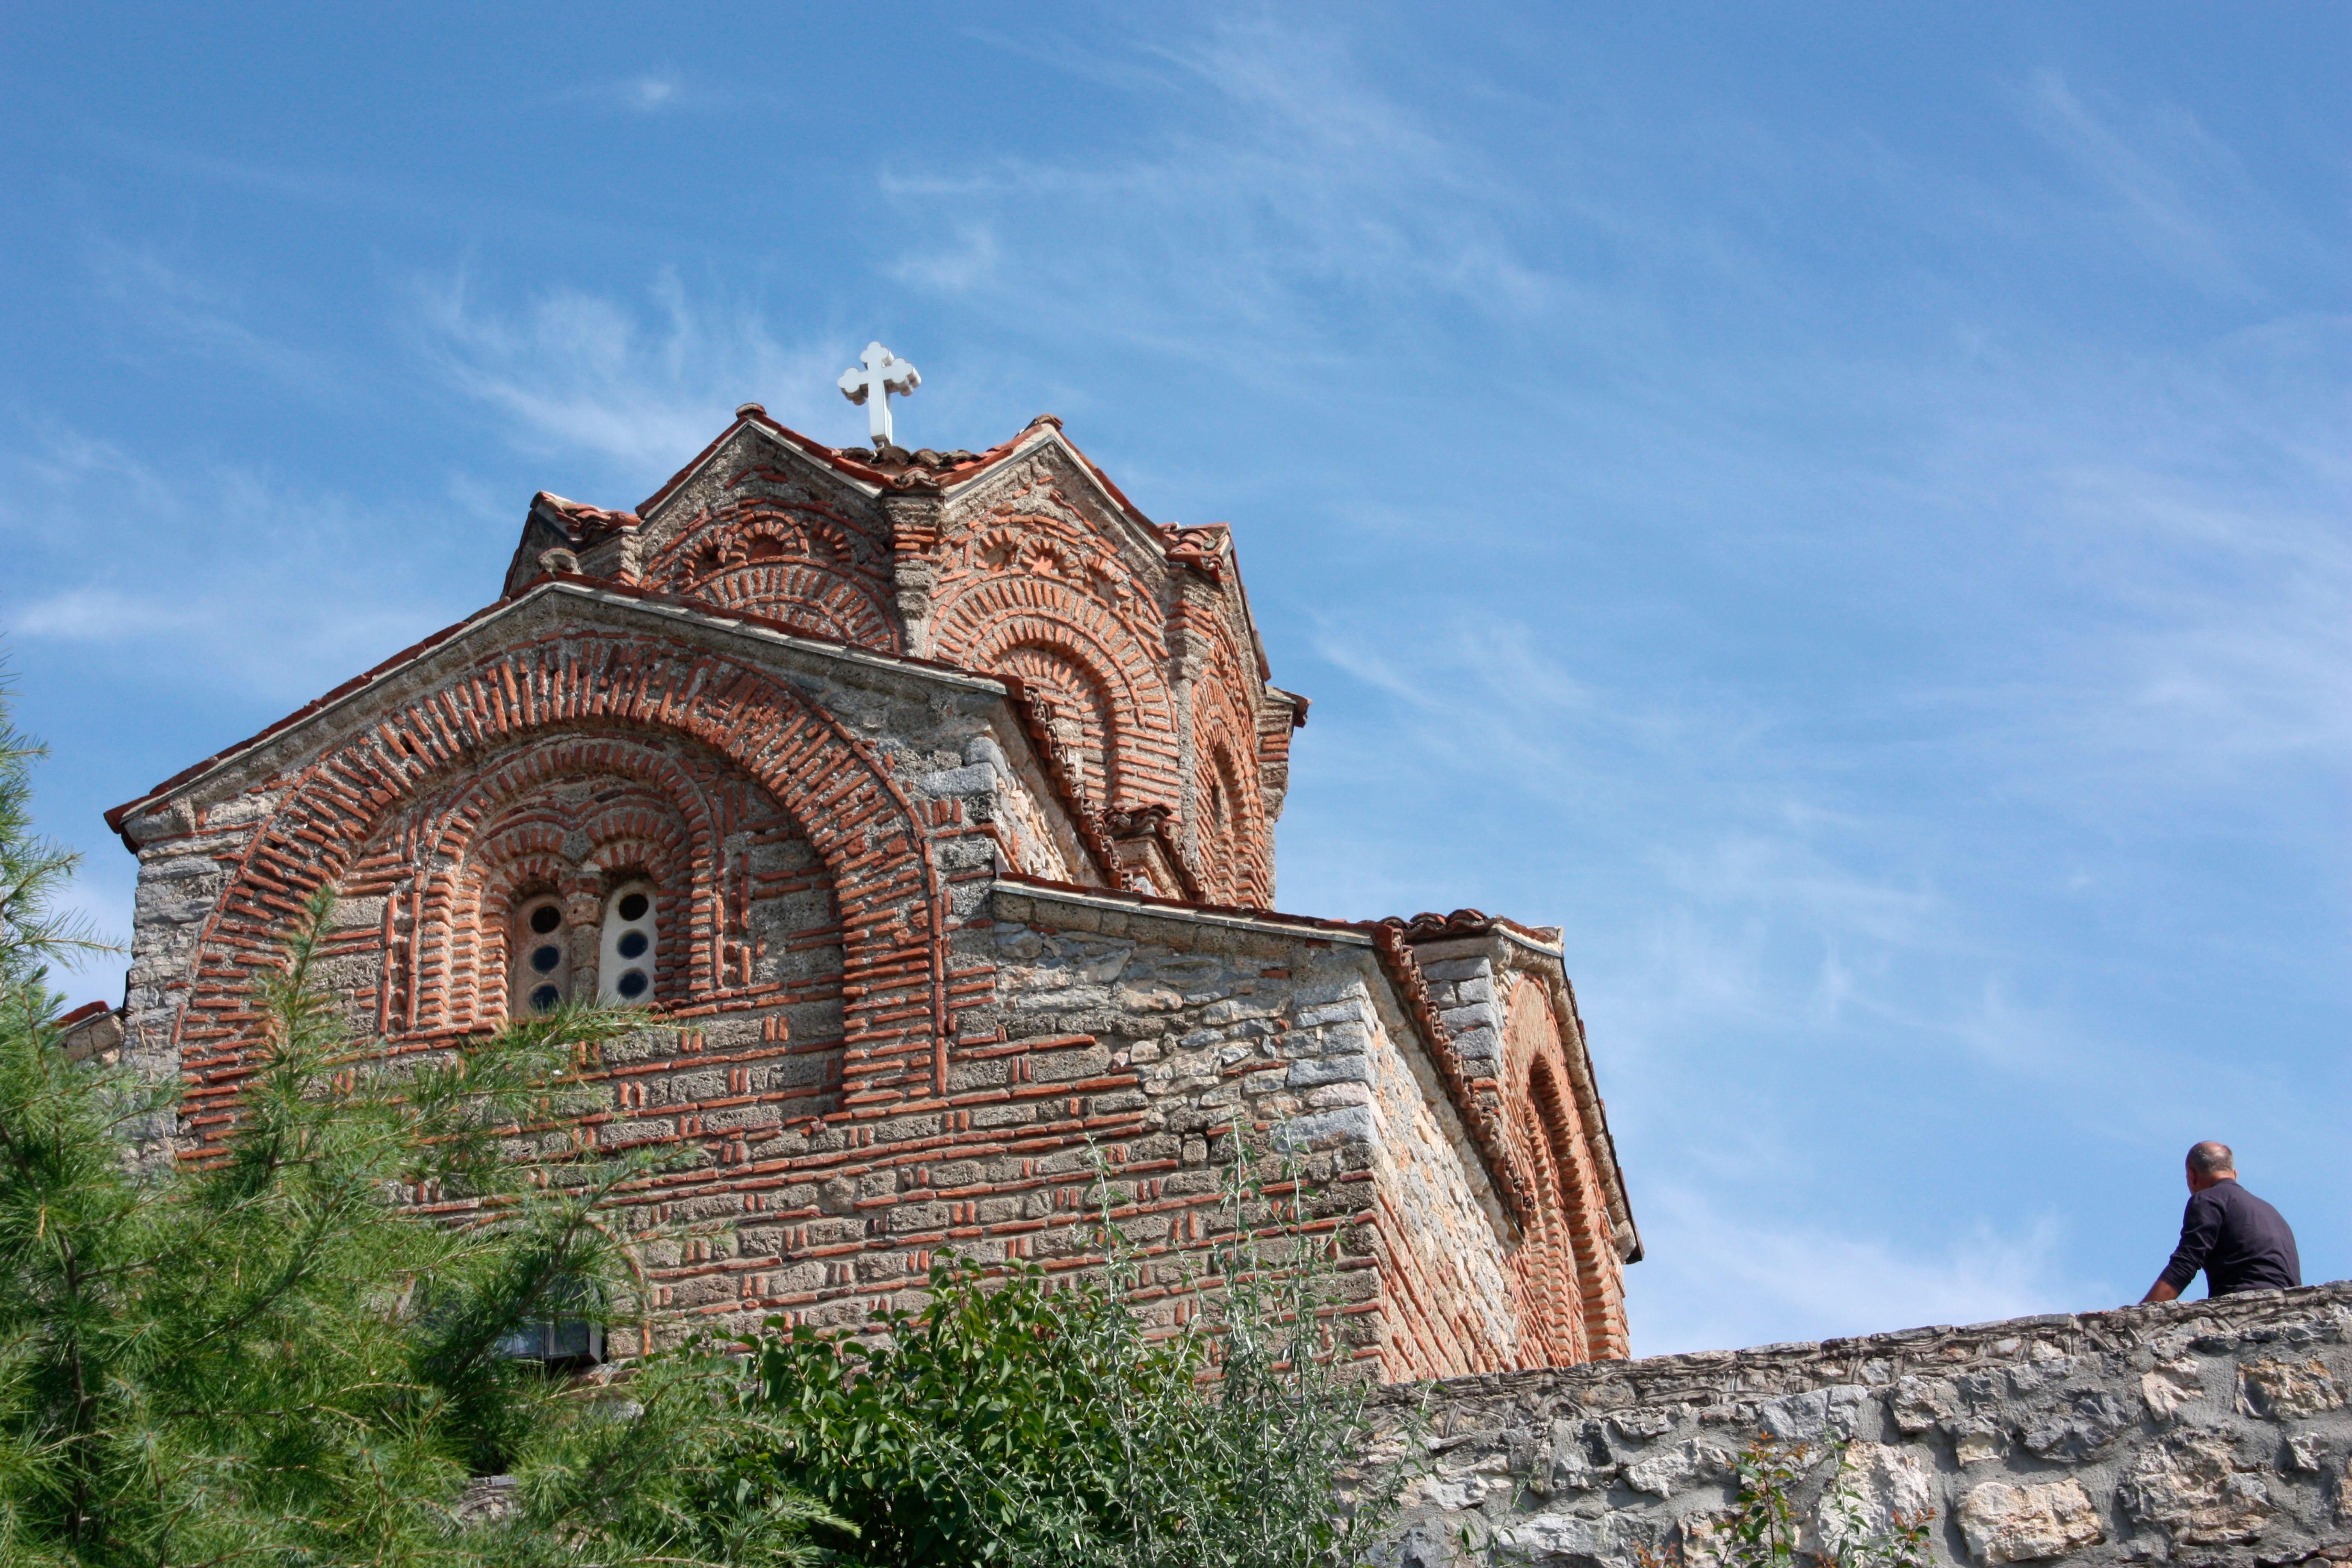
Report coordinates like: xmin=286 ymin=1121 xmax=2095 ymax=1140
xmin=1368 ymin=1281 xmax=2352 ymax=1568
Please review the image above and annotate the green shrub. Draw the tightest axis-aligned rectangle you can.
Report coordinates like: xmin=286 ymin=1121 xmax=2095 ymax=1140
xmin=0 ymin=681 xmax=836 ymax=1566
xmin=750 ymin=1166 xmax=1411 ymax=1568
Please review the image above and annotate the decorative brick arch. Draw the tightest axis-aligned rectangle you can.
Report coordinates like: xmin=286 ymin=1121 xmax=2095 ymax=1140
xmin=991 ymin=641 xmax=1117 ymax=806
xmin=928 ymin=575 xmax=1180 ymax=810
xmin=641 ymin=496 xmax=899 ymax=653
xmin=1188 ymin=625 xmax=1271 ymax=905
xmin=1501 ymin=975 xmax=1629 ymax=1362
xmin=337 ymin=731 xmax=833 ymax=1036
xmin=168 ymin=631 xmax=943 ymax=1146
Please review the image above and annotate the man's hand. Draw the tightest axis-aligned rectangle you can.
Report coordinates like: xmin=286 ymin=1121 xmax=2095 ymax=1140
xmin=2141 ymin=1278 xmax=2181 ymax=1305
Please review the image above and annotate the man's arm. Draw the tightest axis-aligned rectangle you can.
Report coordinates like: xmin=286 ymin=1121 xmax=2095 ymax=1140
xmin=2142 ymin=1192 xmax=2219 ymax=1305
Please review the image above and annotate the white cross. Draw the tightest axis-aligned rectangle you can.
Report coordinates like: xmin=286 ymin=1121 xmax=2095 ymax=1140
xmin=837 ymin=341 xmax=920 ymax=447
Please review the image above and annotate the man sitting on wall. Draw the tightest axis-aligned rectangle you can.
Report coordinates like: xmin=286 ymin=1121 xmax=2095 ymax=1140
xmin=2140 ymin=1141 xmax=2300 ymax=1303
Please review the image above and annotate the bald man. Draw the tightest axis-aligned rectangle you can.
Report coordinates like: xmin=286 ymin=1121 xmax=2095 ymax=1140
xmin=2140 ymin=1141 xmax=2301 ymax=1304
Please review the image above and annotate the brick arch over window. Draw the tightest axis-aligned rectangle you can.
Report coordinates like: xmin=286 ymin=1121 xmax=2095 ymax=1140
xmin=928 ymin=578 xmax=1179 ymax=811
xmin=1193 ymin=733 xmax=1253 ymax=905
xmin=1501 ymin=975 xmax=1629 ymax=1361
xmin=991 ymin=642 xmax=1116 ymax=806
xmin=684 ymin=564 xmax=896 ymax=649
xmin=167 ymin=633 xmax=945 ymax=1150
xmin=333 ymin=732 xmax=842 ymax=1036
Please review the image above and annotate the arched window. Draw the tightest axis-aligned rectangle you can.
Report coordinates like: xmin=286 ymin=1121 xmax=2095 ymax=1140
xmin=512 ymin=894 xmax=571 ymax=1015
xmin=599 ymin=880 xmax=657 ymax=1006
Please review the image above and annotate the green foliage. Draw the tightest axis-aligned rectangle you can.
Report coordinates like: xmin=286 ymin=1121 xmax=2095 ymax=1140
xmin=0 ymin=675 xmax=109 ymax=986
xmin=0 ymin=684 xmax=839 ymax=1565
xmin=1725 ymin=1435 xmax=1933 ymax=1568
xmin=751 ymin=1161 xmax=1410 ymax=1568
xmin=1730 ymin=1435 xmax=1809 ymax=1568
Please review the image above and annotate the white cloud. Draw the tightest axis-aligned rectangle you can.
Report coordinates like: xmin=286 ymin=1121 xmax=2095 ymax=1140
xmin=626 ymin=75 xmax=679 ymax=111
xmin=0 ymin=425 xmax=464 ymax=705
xmin=1626 ymin=1184 xmax=2083 ymax=1355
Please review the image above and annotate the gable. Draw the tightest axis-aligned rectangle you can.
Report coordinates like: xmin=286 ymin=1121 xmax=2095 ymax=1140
xmin=629 ymin=420 xmax=901 ymax=652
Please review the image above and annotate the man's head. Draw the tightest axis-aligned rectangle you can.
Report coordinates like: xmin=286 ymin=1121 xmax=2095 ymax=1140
xmin=2186 ymin=1141 xmax=2236 ymax=1193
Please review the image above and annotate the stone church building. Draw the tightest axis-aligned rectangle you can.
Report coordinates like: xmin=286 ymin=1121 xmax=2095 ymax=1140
xmin=98 ymin=405 xmax=1641 ymax=1376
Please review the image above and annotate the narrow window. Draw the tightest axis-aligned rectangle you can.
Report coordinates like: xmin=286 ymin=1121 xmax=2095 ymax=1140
xmin=490 ymin=1279 xmax=606 ymax=1367
xmin=513 ymin=895 xmax=570 ymax=1015
xmin=599 ymin=881 xmax=657 ymax=1005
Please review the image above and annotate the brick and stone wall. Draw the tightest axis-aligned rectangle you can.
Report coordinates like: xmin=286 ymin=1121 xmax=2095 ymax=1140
xmin=518 ymin=410 xmax=1300 ymax=907
xmin=1367 ymin=1282 xmax=2352 ymax=1568
xmin=100 ymin=409 xmax=1641 ymax=1379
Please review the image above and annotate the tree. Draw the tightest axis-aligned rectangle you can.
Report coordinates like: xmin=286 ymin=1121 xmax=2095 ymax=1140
xmin=0 ymin=679 xmax=107 ymax=989
xmin=0 ymin=679 xmax=836 ymax=1567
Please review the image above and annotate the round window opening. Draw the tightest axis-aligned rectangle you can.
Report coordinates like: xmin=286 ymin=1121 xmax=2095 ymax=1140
xmin=529 ymin=904 xmax=562 ymax=935
xmin=616 ymin=892 xmax=650 ymax=922
xmin=617 ymin=930 xmax=649 ymax=959
xmin=529 ymin=945 xmax=562 ymax=973
xmin=615 ymin=970 xmax=650 ymax=1000
xmin=529 ymin=984 xmax=561 ymax=1012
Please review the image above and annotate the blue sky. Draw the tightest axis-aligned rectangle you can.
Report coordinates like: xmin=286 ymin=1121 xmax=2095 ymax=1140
xmin=3 ymin=3 xmax=2344 ymax=1356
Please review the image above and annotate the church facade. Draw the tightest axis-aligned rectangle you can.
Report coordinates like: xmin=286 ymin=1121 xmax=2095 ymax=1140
xmin=101 ymin=406 xmax=1640 ymax=1376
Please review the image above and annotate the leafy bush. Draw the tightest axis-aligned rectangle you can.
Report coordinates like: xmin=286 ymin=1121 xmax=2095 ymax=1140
xmin=751 ymin=1167 xmax=1410 ymax=1568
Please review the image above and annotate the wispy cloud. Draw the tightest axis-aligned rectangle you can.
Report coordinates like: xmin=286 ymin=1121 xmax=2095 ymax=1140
xmin=0 ymin=425 xmax=462 ymax=704
xmin=411 ymin=271 xmax=840 ymax=480
xmin=880 ymin=13 xmax=1553 ymax=357
xmin=2017 ymin=69 xmax=2266 ymax=298
xmin=552 ymin=71 xmax=700 ymax=114
xmin=86 ymin=243 xmax=326 ymax=390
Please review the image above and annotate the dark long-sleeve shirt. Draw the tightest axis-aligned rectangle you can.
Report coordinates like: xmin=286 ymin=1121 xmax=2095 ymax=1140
xmin=2160 ymin=1178 xmax=2300 ymax=1296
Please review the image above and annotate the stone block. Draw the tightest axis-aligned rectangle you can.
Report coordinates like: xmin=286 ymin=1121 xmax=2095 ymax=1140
xmin=1955 ymin=1478 xmax=2104 ymax=1564
xmin=2239 ymin=1355 xmax=2345 ymax=1420
xmin=1622 ymin=1437 xmax=1731 ymax=1498
xmin=1758 ymin=1384 xmax=1869 ymax=1444
xmin=1891 ymin=1374 xmax=1955 ymax=1435
xmin=1272 ymin=1106 xmax=1375 ymax=1151
xmin=2020 ymin=1388 xmax=2134 ymax=1460
xmin=2141 ymin=1357 xmax=2204 ymax=1420
xmin=1288 ymin=1053 xmax=1371 ymax=1089
xmin=2122 ymin=1430 xmax=2273 ymax=1545
xmin=1817 ymin=1443 xmax=1933 ymax=1551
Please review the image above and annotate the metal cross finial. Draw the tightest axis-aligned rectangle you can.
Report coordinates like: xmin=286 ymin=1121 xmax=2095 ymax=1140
xmin=837 ymin=342 xmax=920 ymax=448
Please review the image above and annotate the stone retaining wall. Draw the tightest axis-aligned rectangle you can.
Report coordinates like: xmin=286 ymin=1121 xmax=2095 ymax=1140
xmin=1368 ymin=1282 xmax=2352 ymax=1568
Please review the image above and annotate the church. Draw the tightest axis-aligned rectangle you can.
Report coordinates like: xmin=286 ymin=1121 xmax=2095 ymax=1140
xmin=97 ymin=358 xmax=1641 ymax=1377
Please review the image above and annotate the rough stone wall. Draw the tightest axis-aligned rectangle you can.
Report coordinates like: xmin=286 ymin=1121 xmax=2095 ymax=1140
xmin=1368 ymin=1282 xmax=2352 ymax=1568
xmin=1406 ymin=921 xmax=1638 ymax=1362
xmin=977 ymin=883 xmax=1619 ymax=1380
